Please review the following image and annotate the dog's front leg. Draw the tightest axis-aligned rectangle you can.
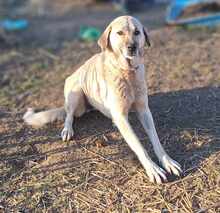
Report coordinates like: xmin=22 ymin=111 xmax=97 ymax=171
xmin=136 ymin=105 xmax=182 ymax=176
xmin=112 ymin=111 xmax=167 ymax=184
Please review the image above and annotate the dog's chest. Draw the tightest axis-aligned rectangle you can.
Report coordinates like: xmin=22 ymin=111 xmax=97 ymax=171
xmin=114 ymin=72 xmax=135 ymax=100
xmin=110 ymin=70 xmax=145 ymax=113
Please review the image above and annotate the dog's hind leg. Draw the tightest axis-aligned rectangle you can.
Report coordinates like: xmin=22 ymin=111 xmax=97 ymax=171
xmin=61 ymin=89 xmax=85 ymax=141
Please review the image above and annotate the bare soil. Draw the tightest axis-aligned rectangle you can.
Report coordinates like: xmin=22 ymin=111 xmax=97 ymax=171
xmin=0 ymin=2 xmax=220 ymax=212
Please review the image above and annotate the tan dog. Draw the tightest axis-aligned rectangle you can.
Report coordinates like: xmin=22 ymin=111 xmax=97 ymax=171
xmin=23 ymin=16 xmax=182 ymax=184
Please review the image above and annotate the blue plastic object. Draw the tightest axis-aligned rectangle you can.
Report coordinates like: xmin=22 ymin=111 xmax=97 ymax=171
xmin=0 ymin=19 xmax=28 ymax=31
xmin=166 ymin=0 xmax=220 ymax=26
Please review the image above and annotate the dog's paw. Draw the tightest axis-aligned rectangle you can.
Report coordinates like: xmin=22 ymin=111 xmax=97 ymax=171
xmin=61 ymin=127 xmax=74 ymax=141
xmin=160 ymin=155 xmax=182 ymax=176
xmin=145 ymin=162 xmax=167 ymax=184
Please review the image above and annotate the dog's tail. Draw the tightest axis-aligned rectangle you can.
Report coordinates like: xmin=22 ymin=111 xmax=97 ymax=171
xmin=23 ymin=107 xmax=66 ymax=127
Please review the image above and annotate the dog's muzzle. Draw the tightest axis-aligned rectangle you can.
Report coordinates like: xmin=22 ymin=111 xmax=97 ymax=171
xmin=127 ymin=44 xmax=137 ymax=56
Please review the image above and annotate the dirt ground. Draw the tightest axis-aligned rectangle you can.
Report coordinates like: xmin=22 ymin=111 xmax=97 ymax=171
xmin=1 ymin=2 xmax=220 ymax=213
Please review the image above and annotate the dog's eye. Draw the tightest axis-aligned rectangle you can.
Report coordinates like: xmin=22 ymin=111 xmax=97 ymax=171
xmin=117 ymin=31 xmax=124 ymax=36
xmin=134 ymin=30 xmax=140 ymax=36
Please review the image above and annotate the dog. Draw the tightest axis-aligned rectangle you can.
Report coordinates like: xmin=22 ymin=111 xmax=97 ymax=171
xmin=23 ymin=16 xmax=182 ymax=184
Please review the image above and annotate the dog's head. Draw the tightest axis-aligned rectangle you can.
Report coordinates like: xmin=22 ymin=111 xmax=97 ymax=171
xmin=98 ymin=16 xmax=150 ymax=69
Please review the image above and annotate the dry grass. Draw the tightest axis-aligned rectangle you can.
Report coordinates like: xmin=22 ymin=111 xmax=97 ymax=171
xmin=0 ymin=11 xmax=220 ymax=212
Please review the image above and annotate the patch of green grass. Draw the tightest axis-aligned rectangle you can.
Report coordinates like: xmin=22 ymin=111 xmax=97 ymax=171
xmin=17 ymin=75 xmax=43 ymax=93
xmin=0 ymin=87 xmax=13 ymax=106
xmin=0 ymin=73 xmax=46 ymax=107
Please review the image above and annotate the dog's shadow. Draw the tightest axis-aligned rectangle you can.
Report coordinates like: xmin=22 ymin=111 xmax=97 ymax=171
xmin=1 ymin=86 xmax=220 ymax=183
xmin=148 ymin=86 xmax=220 ymax=176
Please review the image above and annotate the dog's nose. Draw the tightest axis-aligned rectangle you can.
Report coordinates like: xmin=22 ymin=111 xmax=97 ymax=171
xmin=127 ymin=44 xmax=137 ymax=53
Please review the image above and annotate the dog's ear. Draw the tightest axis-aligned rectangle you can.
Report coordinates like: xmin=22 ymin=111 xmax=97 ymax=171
xmin=98 ymin=25 xmax=112 ymax=51
xmin=143 ymin=27 xmax=151 ymax=47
